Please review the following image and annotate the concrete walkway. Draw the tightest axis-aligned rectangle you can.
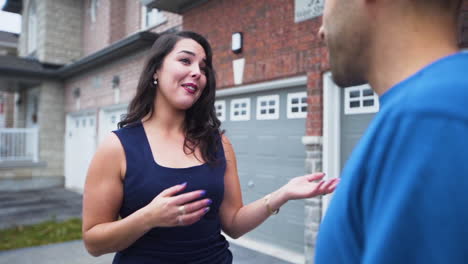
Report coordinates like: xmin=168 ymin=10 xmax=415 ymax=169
xmin=0 ymin=239 xmax=288 ymax=264
xmin=0 ymin=187 xmax=290 ymax=264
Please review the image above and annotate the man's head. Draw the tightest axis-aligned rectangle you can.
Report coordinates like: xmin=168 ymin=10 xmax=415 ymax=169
xmin=319 ymin=0 xmax=462 ymax=89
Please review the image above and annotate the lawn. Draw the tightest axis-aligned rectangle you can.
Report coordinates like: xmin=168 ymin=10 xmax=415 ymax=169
xmin=0 ymin=218 xmax=83 ymax=251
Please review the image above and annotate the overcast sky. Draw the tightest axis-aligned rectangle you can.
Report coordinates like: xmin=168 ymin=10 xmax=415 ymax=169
xmin=0 ymin=0 xmax=21 ymax=33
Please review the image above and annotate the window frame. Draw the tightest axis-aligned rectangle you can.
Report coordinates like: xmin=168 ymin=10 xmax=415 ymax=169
xmin=287 ymin=92 xmax=307 ymax=119
xmin=344 ymin=85 xmax=379 ymax=115
xmin=256 ymin=95 xmax=280 ymax=120
xmin=214 ymin=100 xmax=226 ymax=122
xmin=230 ymin=98 xmax=251 ymax=121
xmin=27 ymin=0 xmax=37 ymax=55
xmin=141 ymin=6 xmax=167 ymax=29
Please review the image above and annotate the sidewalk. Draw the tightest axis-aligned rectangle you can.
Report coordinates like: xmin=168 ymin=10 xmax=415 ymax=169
xmin=0 ymin=239 xmax=288 ymax=264
xmin=0 ymin=187 xmax=290 ymax=264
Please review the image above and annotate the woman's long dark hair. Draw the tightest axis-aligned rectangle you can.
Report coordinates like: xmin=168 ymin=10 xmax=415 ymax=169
xmin=118 ymin=31 xmax=222 ymax=165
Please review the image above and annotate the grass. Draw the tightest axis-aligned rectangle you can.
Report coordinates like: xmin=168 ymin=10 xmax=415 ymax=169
xmin=0 ymin=218 xmax=83 ymax=251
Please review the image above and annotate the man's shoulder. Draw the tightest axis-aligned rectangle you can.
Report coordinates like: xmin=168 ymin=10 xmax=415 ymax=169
xmin=390 ymin=53 xmax=468 ymax=120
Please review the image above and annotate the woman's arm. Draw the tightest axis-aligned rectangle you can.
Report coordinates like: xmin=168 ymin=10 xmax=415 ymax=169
xmin=82 ymin=133 xmax=210 ymax=256
xmin=219 ymin=135 xmax=339 ymax=239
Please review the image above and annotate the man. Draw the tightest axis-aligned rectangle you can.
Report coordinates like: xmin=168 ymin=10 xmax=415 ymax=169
xmin=315 ymin=0 xmax=468 ymax=263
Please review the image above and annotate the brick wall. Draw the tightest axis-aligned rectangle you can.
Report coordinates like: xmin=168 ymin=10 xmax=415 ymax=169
xmin=18 ymin=0 xmax=83 ymax=64
xmin=64 ymin=50 xmax=149 ymax=113
xmin=149 ymin=12 xmax=183 ymax=34
xmin=2 ymin=92 xmax=15 ymax=128
xmin=82 ymin=0 xmax=181 ymax=57
xmin=183 ymin=0 xmax=327 ymax=136
xmin=82 ymin=0 xmax=111 ymax=56
xmin=109 ymin=0 xmax=126 ymax=44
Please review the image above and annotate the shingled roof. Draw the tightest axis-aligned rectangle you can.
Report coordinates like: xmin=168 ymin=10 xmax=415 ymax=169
xmin=0 ymin=31 xmax=19 ymax=46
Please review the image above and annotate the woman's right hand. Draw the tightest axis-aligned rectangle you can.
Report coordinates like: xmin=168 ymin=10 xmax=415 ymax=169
xmin=143 ymin=183 xmax=211 ymax=228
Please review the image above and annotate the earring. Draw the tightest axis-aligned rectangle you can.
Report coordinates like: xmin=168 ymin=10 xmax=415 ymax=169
xmin=153 ymin=79 xmax=158 ymax=85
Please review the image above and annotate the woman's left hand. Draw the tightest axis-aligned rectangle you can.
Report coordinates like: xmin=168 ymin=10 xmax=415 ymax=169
xmin=281 ymin=173 xmax=339 ymax=200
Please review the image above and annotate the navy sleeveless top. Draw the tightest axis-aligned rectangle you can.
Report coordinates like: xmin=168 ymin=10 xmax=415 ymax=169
xmin=112 ymin=122 xmax=232 ymax=264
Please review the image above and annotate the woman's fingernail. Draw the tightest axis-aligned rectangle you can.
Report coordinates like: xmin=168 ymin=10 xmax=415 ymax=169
xmin=200 ymin=190 xmax=206 ymax=197
xmin=205 ymin=207 xmax=210 ymax=213
xmin=181 ymin=182 xmax=187 ymax=186
xmin=206 ymin=199 xmax=212 ymax=205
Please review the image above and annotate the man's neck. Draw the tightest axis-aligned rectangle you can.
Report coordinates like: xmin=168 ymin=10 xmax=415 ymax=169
xmin=367 ymin=13 xmax=459 ymax=95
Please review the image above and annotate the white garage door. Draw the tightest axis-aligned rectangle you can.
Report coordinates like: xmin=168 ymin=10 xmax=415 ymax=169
xmin=218 ymin=86 xmax=307 ymax=255
xmin=98 ymin=105 xmax=127 ymax=144
xmin=340 ymin=84 xmax=379 ymax=169
xmin=65 ymin=112 xmax=96 ymax=191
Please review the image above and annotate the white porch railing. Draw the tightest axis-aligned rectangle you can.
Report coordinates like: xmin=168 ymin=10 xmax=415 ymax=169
xmin=0 ymin=128 xmax=39 ymax=162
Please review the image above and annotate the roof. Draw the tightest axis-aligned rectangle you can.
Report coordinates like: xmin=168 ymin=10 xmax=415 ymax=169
xmin=0 ymin=55 xmax=59 ymax=79
xmin=141 ymin=0 xmax=208 ymax=14
xmin=2 ymin=0 xmax=22 ymax=14
xmin=0 ymin=31 xmax=159 ymax=79
xmin=0 ymin=31 xmax=19 ymax=47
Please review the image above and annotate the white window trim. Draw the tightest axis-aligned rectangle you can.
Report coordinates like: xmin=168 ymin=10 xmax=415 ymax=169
xmin=256 ymin=95 xmax=279 ymax=120
xmin=215 ymin=100 xmax=226 ymax=122
xmin=230 ymin=98 xmax=250 ymax=121
xmin=141 ymin=6 xmax=167 ymax=29
xmin=90 ymin=0 xmax=98 ymax=23
xmin=344 ymin=85 xmax=379 ymax=115
xmin=27 ymin=1 xmax=37 ymax=54
xmin=287 ymin=92 xmax=307 ymax=119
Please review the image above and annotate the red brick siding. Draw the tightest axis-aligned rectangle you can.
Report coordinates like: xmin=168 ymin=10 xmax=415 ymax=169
xmin=82 ymin=0 xmax=181 ymax=57
xmin=183 ymin=0 xmax=327 ymax=136
xmin=125 ymin=0 xmax=142 ymax=36
xmin=109 ymin=0 xmax=126 ymax=44
xmin=82 ymin=0 xmax=111 ymax=56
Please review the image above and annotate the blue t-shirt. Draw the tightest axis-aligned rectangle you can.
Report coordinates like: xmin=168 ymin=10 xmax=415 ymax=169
xmin=315 ymin=52 xmax=468 ymax=264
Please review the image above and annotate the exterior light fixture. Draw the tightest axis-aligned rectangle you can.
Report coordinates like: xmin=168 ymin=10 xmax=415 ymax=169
xmin=231 ymin=32 xmax=243 ymax=54
xmin=112 ymin=75 xmax=120 ymax=89
xmin=73 ymin=88 xmax=81 ymax=99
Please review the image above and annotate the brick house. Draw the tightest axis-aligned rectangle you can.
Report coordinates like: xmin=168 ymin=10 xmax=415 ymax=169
xmin=1 ymin=0 xmax=467 ymax=263
xmin=0 ymin=0 xmax=181 ymax=191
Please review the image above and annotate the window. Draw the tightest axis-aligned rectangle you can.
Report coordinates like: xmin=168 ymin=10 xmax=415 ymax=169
xmin=90 ymin=0 xmax=98 ymax=23
xmin=214 ymin=100 xmax=226 ymax=121
xmin=256 ymin=95 xmax=279 ymax=120
xmin=287 ymin=92 xmax=307 ymax=119
xmin=344 ymin=84 xmax=379 ymax=114
xmin=27 ymin=1 xmax=37 ymax=54
xmin=141 ymin=6 xmax=167 ymax=29
xmin=230 ymin=98 xmax=250 ymax=121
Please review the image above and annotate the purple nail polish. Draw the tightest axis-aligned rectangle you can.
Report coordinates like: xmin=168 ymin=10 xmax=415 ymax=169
xmin=206 ymin=199 xmax=212 ymax=205
xmin=205 ymin=207 xmax=210 ymax=213
xmin=181 ymin=182 xmax=187 ymax=186
xmin=200 ymin=190 xmax=206 ymax=197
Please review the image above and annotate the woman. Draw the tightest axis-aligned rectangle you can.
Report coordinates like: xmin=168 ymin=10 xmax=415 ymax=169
xmin=82 ymin=31 xmax=339 ymax=263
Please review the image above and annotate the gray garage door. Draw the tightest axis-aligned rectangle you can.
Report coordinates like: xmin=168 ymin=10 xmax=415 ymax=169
xmin=340 ymin=84 xmax=379 ymax=169
xmin=217 ymin=86 xmax=307 ymax=254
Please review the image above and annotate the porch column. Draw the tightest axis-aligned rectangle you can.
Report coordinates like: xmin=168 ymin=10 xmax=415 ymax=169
xmin=37 ymin=81 xmax=65 ymax=178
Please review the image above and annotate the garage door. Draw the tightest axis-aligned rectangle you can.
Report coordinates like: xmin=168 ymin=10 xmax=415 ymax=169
xmin=217 ymin=86 xmax=307 ymax=254
xmin=65 ymin=112 xmax=96 ymax=191
xmin=339 ymin=84 xmax=379 ymax=169
xmin=98 ymin=105 xmax=127 ymax=144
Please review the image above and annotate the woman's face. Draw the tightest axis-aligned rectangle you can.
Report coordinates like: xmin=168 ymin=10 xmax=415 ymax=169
xmin=154 ymin=38 xmax=208 ymax=110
